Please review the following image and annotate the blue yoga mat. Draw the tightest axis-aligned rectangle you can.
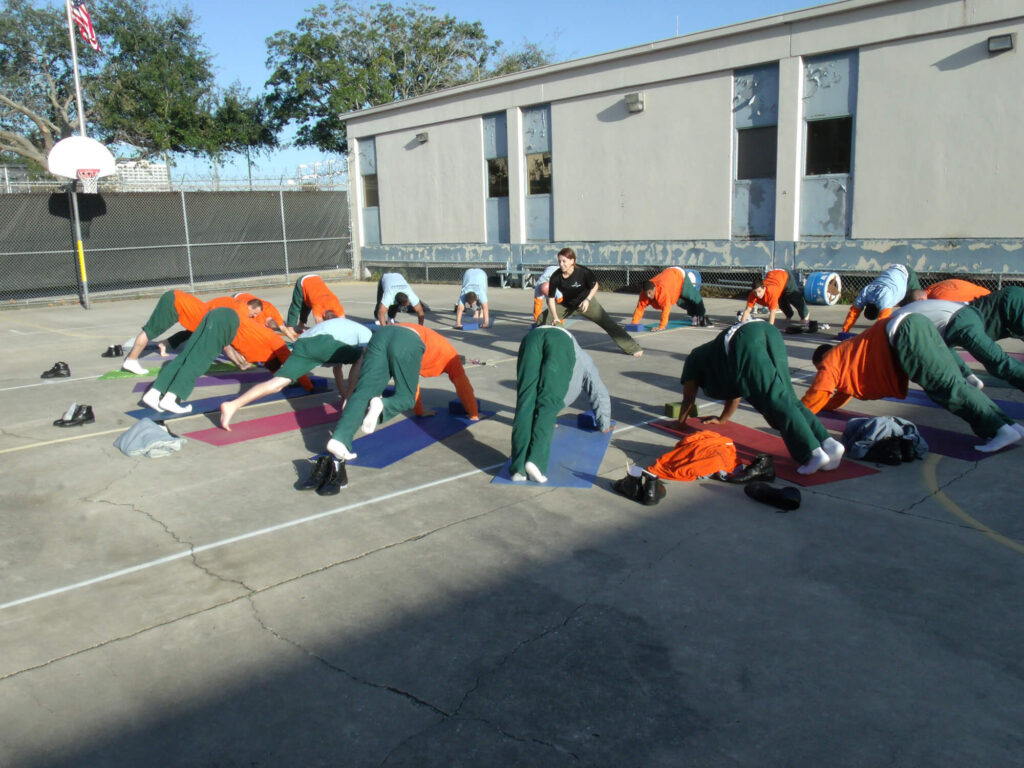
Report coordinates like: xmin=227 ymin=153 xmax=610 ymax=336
xmin=492 ymin=415 xmax=613 ymax=489
xmin=340 ymin=410 xmax=493 ymax=468
xmin=885 ymin=389 xmax=1024 ymax=420
xmin=127 ymin=381 xmax=328 ymax=421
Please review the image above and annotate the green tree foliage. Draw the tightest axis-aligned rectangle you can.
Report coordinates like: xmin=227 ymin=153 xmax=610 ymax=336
xmin=265 ymin=2 xmax=553 ymax=153
xmin=0 ymin=0 xmax=276 ymax=168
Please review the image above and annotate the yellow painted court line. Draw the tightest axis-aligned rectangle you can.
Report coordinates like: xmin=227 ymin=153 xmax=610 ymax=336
xmin=922 ymin=453 xmax=1024 ymax=556
xmin=0 ymin=316 xmax=101 ymax=340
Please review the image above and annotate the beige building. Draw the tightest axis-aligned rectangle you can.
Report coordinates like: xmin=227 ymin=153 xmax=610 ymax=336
xmin=343 ymin=0 xmax=1024 ymax=278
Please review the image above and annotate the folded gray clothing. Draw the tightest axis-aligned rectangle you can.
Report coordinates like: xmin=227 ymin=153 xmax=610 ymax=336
xmin=114 ymin=418 xmax=185 ymax=458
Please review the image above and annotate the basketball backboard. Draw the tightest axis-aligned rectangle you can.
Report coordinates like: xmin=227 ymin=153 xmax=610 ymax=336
xmin=47 ymin=135 xmax=117 ymax=180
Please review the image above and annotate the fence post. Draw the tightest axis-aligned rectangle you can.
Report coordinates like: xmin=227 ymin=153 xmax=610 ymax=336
xmin=279 ymin=190 xmax=290 ymax=280
xmin=180 ymin=190 xmax=194 ymax=292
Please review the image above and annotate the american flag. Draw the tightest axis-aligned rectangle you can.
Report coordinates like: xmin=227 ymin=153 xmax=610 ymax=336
xmin=69 ymin=0 xmax=101 ymax=52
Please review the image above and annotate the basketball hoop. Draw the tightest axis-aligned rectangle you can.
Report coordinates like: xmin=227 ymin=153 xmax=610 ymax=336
xmin=76 ymin=168 xmax=100 ymax=194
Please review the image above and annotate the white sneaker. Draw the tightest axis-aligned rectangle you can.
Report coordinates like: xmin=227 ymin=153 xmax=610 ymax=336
xmin=141 ymin=388 xmax=164 ymax=411
xmin=158 ymin=392 xmax=192 ymax=414
xmin=524 ymin=461 xmax=548 ymax=484
xmin=326 ymin=438 xmax=357 ymax=461
xmin=510 ymin=472 xmax=527 ymax=482
xmin=361 ymin=396 xmax=384 ymax=434
xmin=976 ymin=424 xmax=1020 ymax=453
xmin=121 ymin=359 xmax=148 ymax=375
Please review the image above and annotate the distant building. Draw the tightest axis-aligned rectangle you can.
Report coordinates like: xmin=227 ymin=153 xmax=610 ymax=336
xmin=116 ymin=160 xmax=171 ymax=191
xmin=343 ymin=0 xmax=1024 ymax=278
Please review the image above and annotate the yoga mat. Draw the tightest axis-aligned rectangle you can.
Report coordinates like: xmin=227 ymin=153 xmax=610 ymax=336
xmin=187 ymin=403 xmax=341 ymax=445
xmin=130 ymin=372 xmax=328 ymax=393
xmin=127 ymin=381 xmax=327 ymax=421
xmin=492 ymin=415 xmax=613 ymax=489
xmin=884 ymin=389 xmax=1024 ymax=420
xmin=101 ymin=361 xmax=241 ymax=380
xmin=647 ymin=419 xmax=878 ymax=487
xmin=816 ymin=409 xmax=1017 ymax=462
xmin=961 ymin=350 xmax=1024 ymax=364
xmin=349 ymin=410 xmax=493 ymax=468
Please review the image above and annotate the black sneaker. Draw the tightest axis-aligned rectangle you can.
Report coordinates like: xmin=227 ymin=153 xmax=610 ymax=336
xmin=41 ymin=362 xmax=70 ymax=378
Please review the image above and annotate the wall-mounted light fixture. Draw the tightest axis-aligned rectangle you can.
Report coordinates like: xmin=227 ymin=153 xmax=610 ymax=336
xmin=987 ymin=33 xmax=1015 ymax=54
xmin=624 ymin=91 xmax=645 ymax=113
xmin=415 ymin=131 xmax=429 ymax=144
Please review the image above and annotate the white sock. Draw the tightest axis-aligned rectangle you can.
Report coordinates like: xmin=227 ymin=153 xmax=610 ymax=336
xmin=141 ymin=388 xmax=164 ymax=412
xmin=524 ymin=461 xmax=548 ymax=483
xmin=158 ymin=393 xmax=192 ymax=414
xmin=967 ymin=374 xmax=984 ymax=390
xmin=511 ymin=472 xmax=527 ymax=482
xmin=822 ymin=438 xmax=845 ymax=470
xmin=361 ymin=396 xmax=384 ymax=434
xmin=326 ymin=438 xmax=357 ymax=461
xmin=122 ymin=359 xmax=148 ymax=375
xmin=1013 ymin=424 xmax=1024 ymax=439
xmin=976 ymin=424 xmax=1020 ymax=453
xmin=797 ymin=447 xmax=830 ymax=475
xmin=60 ymin=402 xmax=78 ymax=421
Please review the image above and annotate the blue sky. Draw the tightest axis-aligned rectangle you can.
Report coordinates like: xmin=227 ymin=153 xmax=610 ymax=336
xmin=83 ymin=0 xmax=831 ymax=180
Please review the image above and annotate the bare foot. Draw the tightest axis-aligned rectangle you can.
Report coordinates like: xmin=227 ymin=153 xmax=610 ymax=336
xmin=220 ymin=401 xmax=237 ymax=431
xmin=157 ymin=342 xmax=169 ymax=357
xmin=631 ymin=350 xmax=644 ymax=358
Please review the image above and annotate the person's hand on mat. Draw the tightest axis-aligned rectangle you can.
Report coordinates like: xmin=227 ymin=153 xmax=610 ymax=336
xmin=469 ymin=415 xmax=480 ymax=421
xmin=237 ymin=360 xmax=252 ymax=371
xmin=454 ymin=324 xmax=463 ymax=330
xmin=418 ymin=408 xmax=437 ymax=417
xmin=649 ymin=326 xmax=664 ymax=333
xmin=700 ymin=416 xmax=726 ymax=425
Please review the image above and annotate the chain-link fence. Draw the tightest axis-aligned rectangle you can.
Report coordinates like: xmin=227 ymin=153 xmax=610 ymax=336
xmin=0 ymin=190 xmax=350 ymax=303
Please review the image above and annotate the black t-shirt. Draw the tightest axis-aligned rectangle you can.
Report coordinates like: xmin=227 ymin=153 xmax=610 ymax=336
xmin=548 ymin=265 xmax=596 ymax=310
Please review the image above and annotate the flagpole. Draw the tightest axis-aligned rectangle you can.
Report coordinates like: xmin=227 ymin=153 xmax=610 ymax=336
xmin=64 ymin=0 xmax=91 ymax=309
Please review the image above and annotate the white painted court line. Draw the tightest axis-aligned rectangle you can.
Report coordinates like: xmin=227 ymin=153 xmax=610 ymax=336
xmin=0 ymin=421 xmax=648 ymax=612
xmin=0 ymin=375 xmax=102 ymax=393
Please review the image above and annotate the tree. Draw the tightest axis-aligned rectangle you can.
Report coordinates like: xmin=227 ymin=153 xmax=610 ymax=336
xmin=264 ymin=2 xmax=553 ymax=154
xmin=0 ymin=0 xmax=276 ymax=168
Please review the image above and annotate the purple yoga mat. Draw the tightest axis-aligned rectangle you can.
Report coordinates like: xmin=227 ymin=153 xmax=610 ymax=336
xmin=131 ymin=370 xmax=273 ymax=392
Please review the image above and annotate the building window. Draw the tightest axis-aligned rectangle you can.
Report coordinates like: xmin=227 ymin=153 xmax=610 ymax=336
xmin=736 ymin=126 xmax=778 ymax=180
xmin=526 ymin=152 xmax=552 ymax=195
xmin=363 ymin=174 xmax=379 ymax=207
xmin=487 ymin=157 xmax=508 ymax=198
xmin=805 ymin=117 xmax=853 ymax=175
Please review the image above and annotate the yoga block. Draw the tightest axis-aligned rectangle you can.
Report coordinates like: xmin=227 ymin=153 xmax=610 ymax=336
xmin=837 ymin=331 xmax=856 ymax=341
xmin=664 ymin=402 xmax=697 ymax=418
xmin=577 ymin=411 xmax=597 ymax=430
xmin=625 ymin=323 xmax=646 ymax=332
xmin=461 ymin=322 xmax=479 ymax=331
xmin=449 ymin=398 xmax=476 ymax=416
xmin=383 ymin=385 xmax=395 ymax=396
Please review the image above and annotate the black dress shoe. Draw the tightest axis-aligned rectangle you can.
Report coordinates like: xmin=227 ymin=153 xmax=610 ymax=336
xmin=316 ymin=459 xmax=348 ymax=496
xmin=641 ymin=471 xmax=666 ymax=506
xmin=297 ymin=455 xmax=333 ymax=491
xmin=723 ymin=453 xmax=776 ymax=484
xmin=101 ymin=345 xmax=124 ymax=358
xmin=41 ymin=362 xmax=70 ymax=378
xmin=54 ymin=404 xmax=94 ymax=427
xmin=744 ymin=481 xmax=801 ymax=511
xmin=612 ymin=473 xmax=643 ymax=502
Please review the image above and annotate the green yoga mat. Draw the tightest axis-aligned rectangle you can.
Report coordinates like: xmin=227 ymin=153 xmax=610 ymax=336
xmin=99 ymin=361 xmax=240 ymax=380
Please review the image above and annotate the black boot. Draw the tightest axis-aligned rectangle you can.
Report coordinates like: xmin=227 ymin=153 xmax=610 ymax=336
xmin=316 ymin=459 xmax=348 ymax=496
xmin=297 ymin=455 xmax=333 ymax=491
xmin=41 ymin=361 xmax=70 ymax=378
xmin=612 ymin=473 xmax=644 ymax=502
xmin=744 ymin=481 xmax=801 ymax=511
xmin=641 ymin=471 xmax=665 ymax=506
xmin=54 ymin=404 xmax=94 ymax=427
xmin=724 ymin=453 xmax=775 ymax=484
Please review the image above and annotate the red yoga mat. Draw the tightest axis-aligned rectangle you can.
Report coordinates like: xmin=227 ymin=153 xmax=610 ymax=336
xmin=648 ymin=419 xmax=879 ymax=487
xmin=185 ymin=403 xmax=341 ymax=446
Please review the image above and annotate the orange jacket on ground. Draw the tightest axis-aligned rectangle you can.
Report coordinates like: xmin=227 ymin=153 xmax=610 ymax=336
xmin=631 ymin=267 xmax=684 ymax=328
xmin=206 ymin=296 xmax=254 ymax=325
xmin=925 ymin=279 xmax=990 ymax=303
xmin=648 ymin=431 xmax=738 ymax=481
xmin=302 ymin=276 xmax=345 ymax=320
xmin=173 ymin=290 xmax=209 ymax=332
xmin=746 ymin=269 xmax=789 ymax=311
xmin=801 ymin=321 xmax=909 ymax=414
xmin=397 ymin=323 xmax=478 ymax=418
xmin=235 ymin=292 xmax=286 ymax=329
xmin=232 ymin=318 xmax=313 ymax=391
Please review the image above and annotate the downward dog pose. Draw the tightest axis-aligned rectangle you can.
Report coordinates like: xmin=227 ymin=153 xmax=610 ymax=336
xmin=509 ymin=325 xmax=611 ymax=483
xmin=841 ymin=263 xmax=925 ymax=333
xmin=325 ymin=324 xmax=477 ymax=462
xmin=925 ymin=279 xmax=989 ymax=303
xmin=532 ymin=264 xmax=562 ymax=322
xmin=630 ymin=266 xmax=709 ymax=330
xmin=802 ymin=314 xmax=1022 ymax=452
xmin=679 ymin=320 xmax=844 ymax=475
xmin=220 ymin=317 xmax=372 ymax=430
xmin=121 ymin=290 xmax=226 ymax=375
xmin=538 ymin=247 xmax=643 ymax=356
xmin=376 ymin=272 xmax=425 ymax=325
xmin=455 ymin=268 xmax=490 ymax=328
xmin=140 ymin=307 xmax=243 ymax=414
xmin=234 ymin=291 xmax=298 ymax=341
xmin=739 ymin=269 xmax=809 ymax=326
xmin=286 ymin=274 xmax=345 ymax=332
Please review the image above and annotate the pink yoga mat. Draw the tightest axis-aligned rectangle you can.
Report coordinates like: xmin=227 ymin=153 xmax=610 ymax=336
xmin=185 ymin=403 xmax=341 ymax=446
xmin=649 ymin=419 xmax=879 ymax=487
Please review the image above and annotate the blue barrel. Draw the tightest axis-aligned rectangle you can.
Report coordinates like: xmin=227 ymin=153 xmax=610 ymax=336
xmin=685 ymin=270 xmax=702 ymax=289
xmin=804 ymin=271 xmax=841 ymax=305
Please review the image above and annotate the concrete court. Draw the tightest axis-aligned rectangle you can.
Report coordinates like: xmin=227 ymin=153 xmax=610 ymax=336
xmin=0 ymin=279 xmax=1022 ymax=768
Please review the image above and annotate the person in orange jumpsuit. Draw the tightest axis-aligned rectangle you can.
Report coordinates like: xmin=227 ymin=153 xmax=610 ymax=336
xmin=121 ymin=290 xmax=260 ymax=375
xmin=630 ymin=267 xmax=707 ymax=330
xmin=234 ymin=291 xmax=298 ymax=341
xmin=801 ymin=314 xmax=1021 ymax=453
xmin=738 ymin=269 xmax=808 ymax=326
xmin=229 ymin=317 xmax=314 ymax=391
xmin=925 ymin=279 xmax=990 ymax=303
xmin=286 ymin=274 xmax=345 ymax=331
xmin=325 ymin=324 xmax=477 ymax=462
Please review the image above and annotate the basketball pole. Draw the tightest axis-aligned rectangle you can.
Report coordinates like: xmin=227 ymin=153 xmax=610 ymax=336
xmin=64 ymin=0 xmax=91 ymax=309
